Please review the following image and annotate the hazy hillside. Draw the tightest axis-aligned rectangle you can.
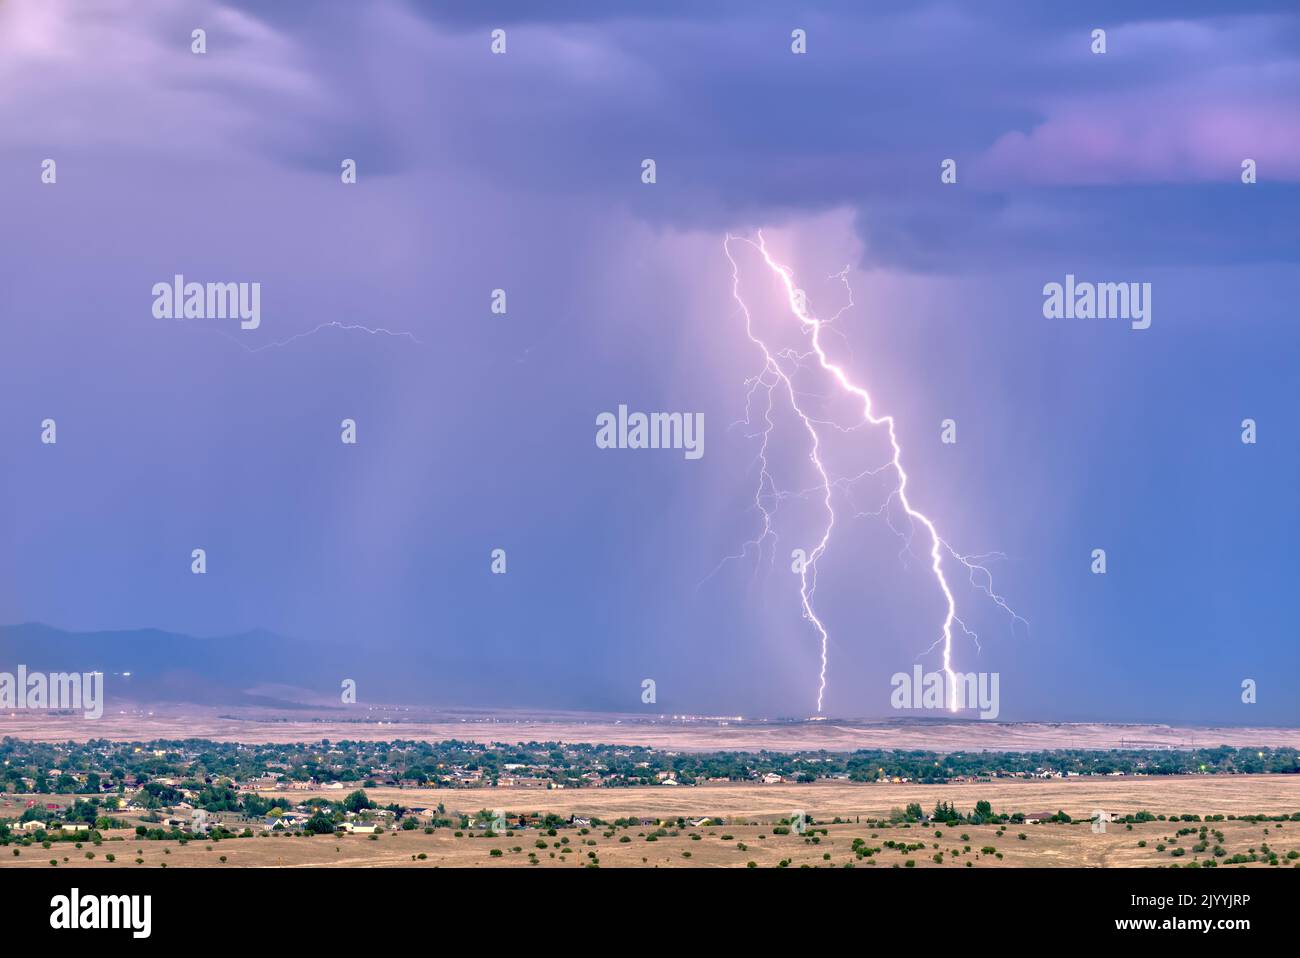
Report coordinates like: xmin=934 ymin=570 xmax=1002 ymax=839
xmin=0 ymin=622 xmax=345 ymax=707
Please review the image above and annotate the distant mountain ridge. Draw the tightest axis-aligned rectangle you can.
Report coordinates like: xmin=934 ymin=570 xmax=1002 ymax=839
xmin=0 ymin=622 xmax=345 ymax=707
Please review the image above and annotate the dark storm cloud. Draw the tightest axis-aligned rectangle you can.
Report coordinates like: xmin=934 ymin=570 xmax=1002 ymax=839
xmin=2 ymin=1 xmax=1297 ymax=721
xmin=202 ymin=1 xmax=1300 ymax=270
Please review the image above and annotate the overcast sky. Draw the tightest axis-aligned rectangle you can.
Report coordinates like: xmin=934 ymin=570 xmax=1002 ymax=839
xmin=1 ymin=0 xmax=1296 ymax=723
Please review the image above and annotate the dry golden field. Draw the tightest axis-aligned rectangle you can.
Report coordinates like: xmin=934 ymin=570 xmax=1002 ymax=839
xmin=3 ymin=817 xmax=1296 ymax=869
xmin=4 ymin=775 xmax=1299 ymax=868
xmin=5 ymin=706 xmax=1299 ymax=752
xmin=252 ymin=774 xmax=1300 ymax=824
xmin=5 ymin=706 xmax=1298 ymax=868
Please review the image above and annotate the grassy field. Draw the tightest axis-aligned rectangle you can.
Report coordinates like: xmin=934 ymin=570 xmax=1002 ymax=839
xmin=4 ymin=818 xmax=1296 ymax=869
xmin=5 ymin=707 xmax=1300 ymax=752
xmin=265 ymin=773 xmax=1300 ymax=821
xmin=4 ymin=775 xmax=1298 ymax=868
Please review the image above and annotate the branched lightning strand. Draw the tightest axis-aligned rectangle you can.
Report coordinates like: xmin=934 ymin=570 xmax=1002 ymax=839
xmin=722 ymin=237 xmax=837 ymax=709
xmin=219 ymin=321 xmax=422 ymax=353
xmin=719 ymin=231 xmax=1024 ymax=713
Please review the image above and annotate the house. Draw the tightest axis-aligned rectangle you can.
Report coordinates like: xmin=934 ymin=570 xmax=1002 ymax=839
xmin=241 ymin=776 xmax=281 ymax=792
xmin=762 ymin=773 xmax=783 ymax=784
xmin=342 ymin=822 xmax=376 ymax=834
xmin=18 ymin=820 xmax=43 ymax=832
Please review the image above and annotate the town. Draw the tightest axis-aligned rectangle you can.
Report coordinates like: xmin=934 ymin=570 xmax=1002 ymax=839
xmin=3 ymin=738 xmax=1294 ymax=798
xmin=0 ymin=737 xmax=1296 ymax=869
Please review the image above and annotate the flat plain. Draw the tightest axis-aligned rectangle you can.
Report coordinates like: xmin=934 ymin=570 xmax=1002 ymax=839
xmin=5 ymin=706 xmax=1298 ymax=868
xmin=4 ymin=775 xmax=1299 ymax=868
xmin=263 ymin=774 xmax=1300 ymax=822
xmin=6 ymin=704 xmax=1300 ymax=752
xmin=4 ymin=813 xmax=1296 ymax=870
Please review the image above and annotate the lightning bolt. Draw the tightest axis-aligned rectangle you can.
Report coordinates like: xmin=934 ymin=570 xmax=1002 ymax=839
xmin=218 ymin=321 xmax=422 ymax=353
xmin=720 ymin=231 xmax=1024 ymax=714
